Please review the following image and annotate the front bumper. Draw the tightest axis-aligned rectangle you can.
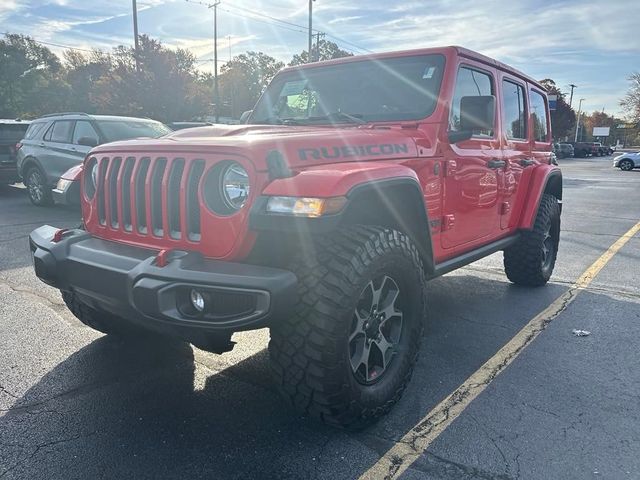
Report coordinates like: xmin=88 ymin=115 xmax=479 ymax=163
xmin=29 ymin=226 xmax=297 ymax=337
xmin=52 ymin=179 xmax=80 ymax=205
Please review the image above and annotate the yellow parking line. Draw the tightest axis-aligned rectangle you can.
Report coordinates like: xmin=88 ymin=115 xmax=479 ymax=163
xmin=359 ymin=220 xmax=640 ymax=480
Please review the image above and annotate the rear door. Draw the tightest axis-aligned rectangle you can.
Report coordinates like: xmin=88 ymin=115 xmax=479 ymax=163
xmin=41 ymin=120 xmax=76 ymax=185
xmin=528 ymin=87 xmax=552 ymax=165
xmin=441 ymin=63 xmax=502 ymax=250
xmin=499 ymin=75 xmax=530 ymax=230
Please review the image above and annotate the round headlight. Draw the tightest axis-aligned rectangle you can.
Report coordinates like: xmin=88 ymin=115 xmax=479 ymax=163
xmin=84 ymin=158 xmax=98 ymax=199
xmin=220 ymin=163 xmax=250 ymax=211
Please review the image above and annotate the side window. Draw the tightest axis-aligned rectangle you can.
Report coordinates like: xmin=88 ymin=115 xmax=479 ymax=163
xmin=530 ymin=90 xmax=549 ymax=142
xmin=43 ymin=123 xmax=54 ymax=141
xmin=72 ymin=121 xmax=99 ymax=144
xmin=450 ymin=66 xmax=494 ymax=136
xmin=49 ymin=121 xmax=75 ymax=143
xmin=502 ymin=80 xmax=527 ymax=140
xmin=25 ymin=122 xmax=46 ymax=140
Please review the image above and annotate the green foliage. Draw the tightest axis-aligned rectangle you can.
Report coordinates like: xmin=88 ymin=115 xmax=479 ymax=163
xmin=539 ymin=79 xmax=576 ymax=140
xmin=219 ymin=51 xmax=284 ymax=117
xmin=289 ymin=39 xmax=353 ymax=66
xmin=0 ymin=34 xmax=66 ymax=118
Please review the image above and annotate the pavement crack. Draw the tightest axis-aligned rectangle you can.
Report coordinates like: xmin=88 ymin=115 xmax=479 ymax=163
xmin=421 ymin=452 xmax=514 ymax=480
xmin=0 ymin=433 xmax=94 ymax=478
xmin=0 ymin=384 xmax=19 ymax=399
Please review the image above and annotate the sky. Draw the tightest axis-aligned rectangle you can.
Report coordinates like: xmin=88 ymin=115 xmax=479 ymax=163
xmin=1 ymin=0 xmax=638 ymax=117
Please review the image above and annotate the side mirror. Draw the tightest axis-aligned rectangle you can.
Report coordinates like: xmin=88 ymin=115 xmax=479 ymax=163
xmin=77 ymin=136 xmax=98 ymax=147
xmin=240 ymin=110 xmax=253 ymax=124
xmin=448 ymin=95 xmax=496 ymax=144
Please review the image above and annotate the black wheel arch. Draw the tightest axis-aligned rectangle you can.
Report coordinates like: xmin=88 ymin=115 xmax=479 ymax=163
xmin=249 ymin=177 xmax=436 ymax=274
xmin=19 ymin=156 xmax=42 ymax=180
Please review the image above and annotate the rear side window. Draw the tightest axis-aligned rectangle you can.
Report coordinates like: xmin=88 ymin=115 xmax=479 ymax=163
xmin=502 ymin=80 xmax=527 ymax=140
xmin=25 ymin=122 xmax=46 ymax=140
xmin=73 ymin=121 xmax=99 ymax=144
xmin=48 ymin=120 xmax=75 ymax=143
xmin=0 ymin=124 xmax=29 ymax=142
xmin=530 ymin=90 xmax=549 ymax=142
xmin=450 ymin=66 xmax=494 ymax=136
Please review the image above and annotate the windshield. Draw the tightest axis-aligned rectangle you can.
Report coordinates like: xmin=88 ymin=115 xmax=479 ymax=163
xmin=251 ymin=54 xmax=446 ymax=125
xmin=97 ymin=120 xmax=171 ymax=142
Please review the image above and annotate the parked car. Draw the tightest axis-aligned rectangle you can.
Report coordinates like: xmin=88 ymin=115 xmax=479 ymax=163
xmin=613 ymin=151 xmax=640 ymax=171
xmin=553 ymin=142 xmax=574 ymax=159
xmin=592 ymin=142 xmax=614 ymax=156
xmin=16 ymin=113 xmax=171 ymax=206
xmin=30 ymin=46 xmax=562 ymax=428
xmin=52 ymin=164 xmax=82 ymax=205
xmin=0 ymin=119 xmax=31 ymax=184
xmin=571 ymin=141 xmax=594 ymax=157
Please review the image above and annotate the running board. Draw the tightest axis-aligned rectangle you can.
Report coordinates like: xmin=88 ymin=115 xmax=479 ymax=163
xmin=430 ymin=234 xmax=521 ymax=279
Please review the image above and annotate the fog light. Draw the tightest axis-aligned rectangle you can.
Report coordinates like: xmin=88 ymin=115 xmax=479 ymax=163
xmin=190 ymin=289 xmax=205 ymax=312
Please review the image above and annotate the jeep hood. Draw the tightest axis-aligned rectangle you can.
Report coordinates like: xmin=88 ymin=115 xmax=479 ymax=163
xmin=89 ymin=124 xmax=426 ymax=171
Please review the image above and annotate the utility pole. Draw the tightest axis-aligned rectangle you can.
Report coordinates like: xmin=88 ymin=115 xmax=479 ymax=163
xmin=568 ymin=84 xmax=577 ymax=108
xmin=574 ymin=98 xmax=585 ymax=142
xmin=314 ymin=32 xmax=325 ymax=62
xmin=210 ymin=0 xmax=221 ymax=122
xmin=132 ymin=0 xmax=140 ymax=73
xmin=308 ymin=0 xmax=315 ymax=63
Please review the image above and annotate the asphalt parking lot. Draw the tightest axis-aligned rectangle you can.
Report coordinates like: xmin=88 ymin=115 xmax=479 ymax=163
xmin=1 ymin=155 xmax=639 ymax=480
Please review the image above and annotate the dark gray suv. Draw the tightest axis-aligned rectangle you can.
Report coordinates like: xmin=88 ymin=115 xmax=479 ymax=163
xmin=16 ymin=113 xmax=171 ymax=206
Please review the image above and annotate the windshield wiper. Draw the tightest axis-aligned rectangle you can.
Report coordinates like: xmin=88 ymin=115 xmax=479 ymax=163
xmin=251 ymin=116 xmax=302 ymax=126
xmin=308 ymin=111 xmax=367 ymax=125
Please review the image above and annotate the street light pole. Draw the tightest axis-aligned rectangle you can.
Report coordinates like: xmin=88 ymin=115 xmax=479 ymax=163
xmin=308 ymin=0 xmax=315 ymax=63
xmin=568 ymin=84 xmax=577 ymax=108
xmin=132 ymin=0 xmax=140 ymax=73
xmin=211 ymin=0 xmax=221 ymax=122
xmin=574 ymin=98 xmax=585 ymax=142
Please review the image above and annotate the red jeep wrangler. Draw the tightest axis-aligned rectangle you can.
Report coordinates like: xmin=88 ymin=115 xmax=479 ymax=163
xmin=30 ymin=47 xmax=561 ymax=427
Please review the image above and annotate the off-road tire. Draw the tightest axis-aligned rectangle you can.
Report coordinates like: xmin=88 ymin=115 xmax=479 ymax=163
xmin=268 ymin=225 xmax=427 ymax=428
xmin=61 ymin=290 xmax=145 ymax=337
xmin=619 ymin=159 xmax=634 ymax=171
xmin=25 ymin=166 xmax=53 ymax=206
xmin=504 ymin=194 xmax=560 ymax=286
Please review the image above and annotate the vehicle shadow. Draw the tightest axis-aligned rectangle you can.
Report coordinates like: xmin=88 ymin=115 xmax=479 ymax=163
xmin=0 ymin=274 xmax=570 ymax=479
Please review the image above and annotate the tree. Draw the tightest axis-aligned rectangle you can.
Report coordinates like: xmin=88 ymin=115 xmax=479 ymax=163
xmin=620 ymin=72 xmax=640 ymax=123
xmin=90 ymin=35 xmax=212 ymax=122
xmin=219 ymin=51 xmax=284 ymax=117
xmin=539 ymin=79 xmax=576 ymax=140
xmin=289 ymin=39 xmax=353 ymax=66
xmin=0 ymin=34 xmax=67 ymax=117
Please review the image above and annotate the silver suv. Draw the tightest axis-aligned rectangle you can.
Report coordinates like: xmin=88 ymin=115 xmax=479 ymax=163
xmin=16 ymin=113 xmax=171 ymax=206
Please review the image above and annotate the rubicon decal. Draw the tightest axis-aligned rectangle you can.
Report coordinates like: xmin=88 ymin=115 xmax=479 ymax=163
xmin=298 ymin=144 xmax=409 ymax=161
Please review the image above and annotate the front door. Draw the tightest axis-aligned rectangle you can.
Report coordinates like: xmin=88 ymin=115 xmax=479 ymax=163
xmin=441 ymin=64 xmax=502 ymax=250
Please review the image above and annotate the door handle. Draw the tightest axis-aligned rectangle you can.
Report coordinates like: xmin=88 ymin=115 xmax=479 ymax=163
xmin=487 ymin=159 xmax=506 ymax=169
xmin=520 ymin=159 xmax=535 ymax=167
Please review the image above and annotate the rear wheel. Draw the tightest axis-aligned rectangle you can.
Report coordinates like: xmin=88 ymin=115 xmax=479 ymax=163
xmin=619 ymin=159 xmax=634 ymax=171
xmin=269 ymin=225 xmax=427 ymax=428
xmin=25 ymin=166 xmax=53 ymax=206
xmin=504 ymin=194 xmax=560 ymax=287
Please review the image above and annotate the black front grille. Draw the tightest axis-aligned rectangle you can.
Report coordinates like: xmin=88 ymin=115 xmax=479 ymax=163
xmin=91 ymin=155 xmax=205 ymax=241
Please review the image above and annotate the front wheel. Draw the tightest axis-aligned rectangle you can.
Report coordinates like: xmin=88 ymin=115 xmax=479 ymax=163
xmin=619 ymin=159 xmax=634 ymax=171
xmin=25 ymin=166 xmax=53 ymax=206
xmin=504 ymin=194 xmax=560 ymax=286
xmin=269 ymin=226 xmax=427 ymax=428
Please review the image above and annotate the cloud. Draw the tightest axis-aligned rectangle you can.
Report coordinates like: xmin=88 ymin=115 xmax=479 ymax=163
xmin=2 ymin=0 xmax=637 ymax=115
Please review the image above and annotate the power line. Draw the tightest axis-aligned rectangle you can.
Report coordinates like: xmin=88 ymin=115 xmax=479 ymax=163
xmin=183 ymin=0 xmax=374 ymax=54
xmin=2 ymin=32 xmax=100 ymax=53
